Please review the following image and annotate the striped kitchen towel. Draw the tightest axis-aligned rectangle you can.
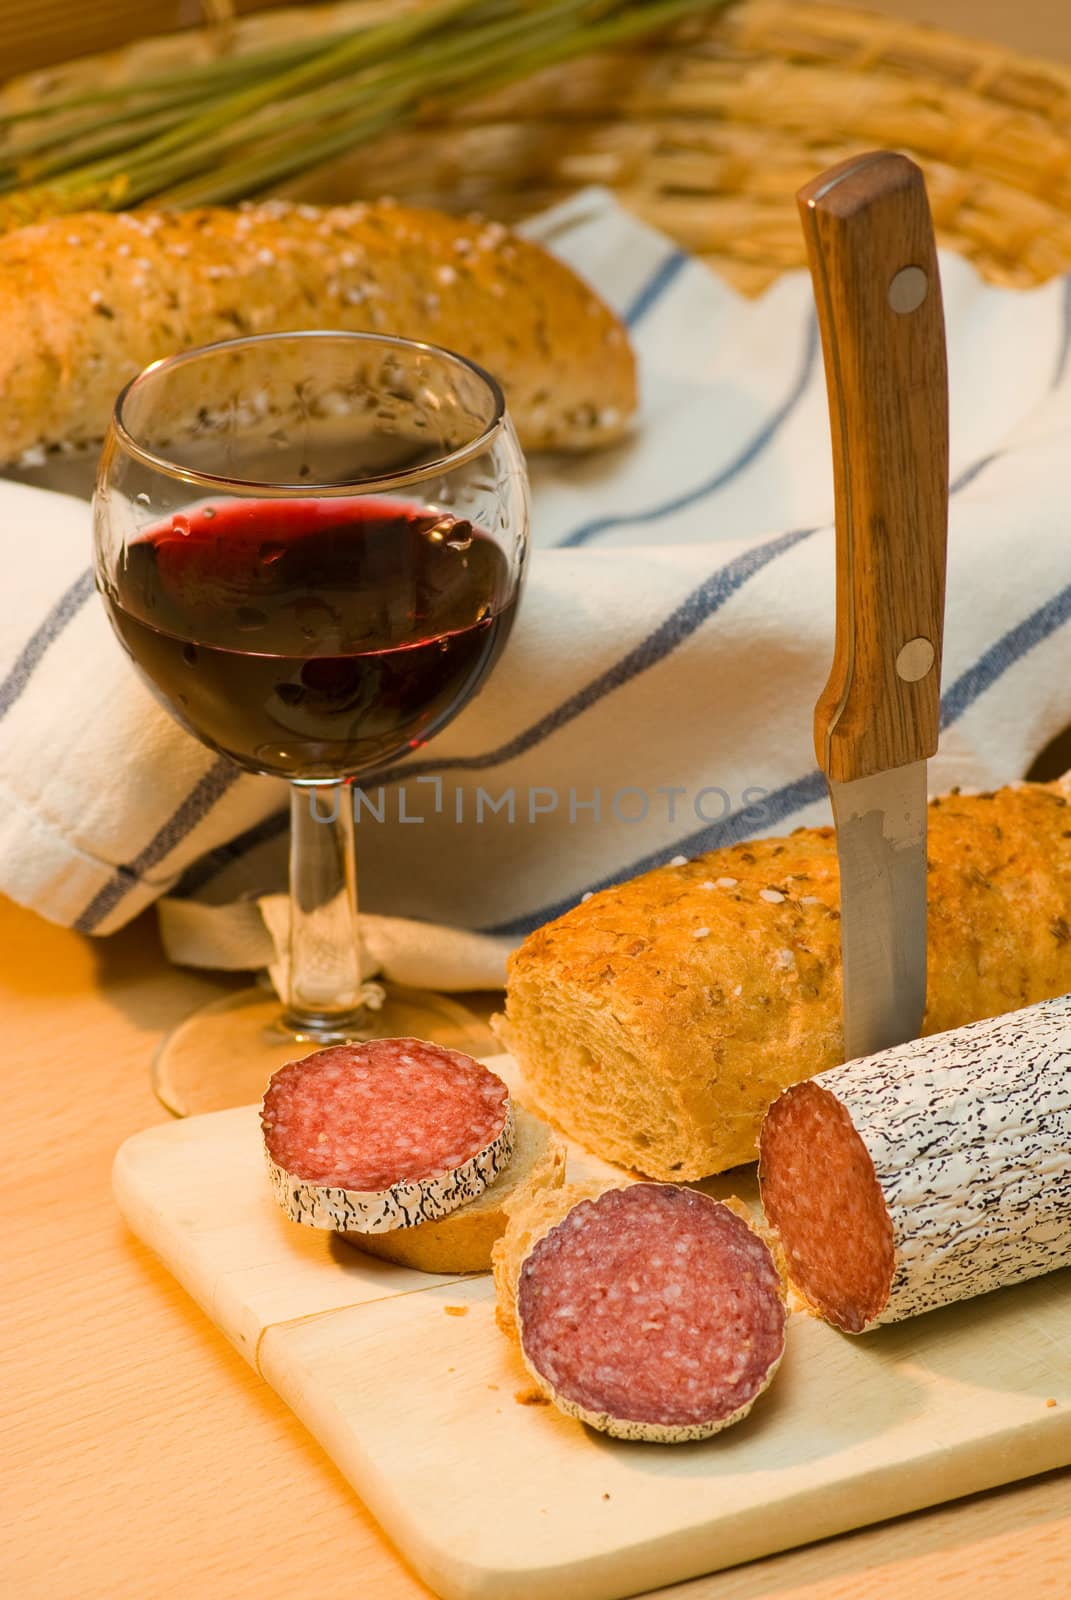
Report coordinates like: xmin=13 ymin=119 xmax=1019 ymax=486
xmin=3 ymin=187 xmax=1071 ymax=989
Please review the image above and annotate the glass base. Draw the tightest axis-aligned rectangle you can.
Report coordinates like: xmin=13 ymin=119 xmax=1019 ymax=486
xmin=152 ymin=983 xmax=501 ymax=1117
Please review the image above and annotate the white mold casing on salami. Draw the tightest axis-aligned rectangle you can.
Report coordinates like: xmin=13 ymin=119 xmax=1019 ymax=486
xmin=266 ymin=1101 xmax=515 ymax=1233
xmin=760 ymin=994 xmax=1071 ymax=1330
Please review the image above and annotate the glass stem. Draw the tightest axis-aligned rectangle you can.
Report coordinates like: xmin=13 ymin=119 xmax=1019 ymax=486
xmin=284 ymin=781 xmax=367 ymax=1036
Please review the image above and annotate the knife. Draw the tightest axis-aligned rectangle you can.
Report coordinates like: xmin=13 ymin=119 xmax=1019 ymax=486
xmin=798 ymin=151 xmax=948 ymax=1062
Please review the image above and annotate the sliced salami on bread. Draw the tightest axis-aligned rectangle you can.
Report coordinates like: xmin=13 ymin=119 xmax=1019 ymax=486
xmin=497 ymin=1181 xmax=787 ymax=1442
xmin=262 ymin=1038 xmax=514 ymax=1233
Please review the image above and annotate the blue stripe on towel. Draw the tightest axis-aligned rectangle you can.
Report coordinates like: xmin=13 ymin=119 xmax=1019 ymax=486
xmin=0 ymin=568 xmax=93 ymax=723
xmin=172 ymin=807 xmax=290 ymax=899
xmin=159 ymin=523 xmax=821 ymax=904
xmin=361 ymin=524 xmax=819 ymax=790
xmin=482 ymin=577 xmax=1071 ymax=939
xmin=940 ymin=578 xmax=1071 ymax=730
xmin=557 ymin=311 xmax=820 ymax=549
xmin=623 ymin=248 xmax=690 ymax=327
xmin=949 ymin=453 xmax=999 ymax=495
xmin=74 ymin=755 xmax=241 ymax=932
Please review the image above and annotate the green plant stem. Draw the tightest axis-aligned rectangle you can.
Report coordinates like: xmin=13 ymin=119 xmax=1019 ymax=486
xmin=2 ymin=106 xmax=195 ymax=190
xmin=14 ymin=0 xmax=492 ymax=201
xmin=44 ymin=0 xmax=588 ymax=203
xmin=0 ymin=0 xmax=732 ymax=224
xmin=476 ymin=0 xmax=724 ymax=94
xmin=0 ymin=33 xmax=348 ymax=128
xmin=112 ymin=0 xmax=492 ymax=172
xmin=159 ymin=0 xmax=721 ymax=208
xmin=161 ymin=106 xmax=405 ymax=207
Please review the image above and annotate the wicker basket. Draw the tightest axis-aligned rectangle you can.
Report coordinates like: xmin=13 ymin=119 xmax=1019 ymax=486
xmin=5 ymin=0 xmax=1071 ymax=293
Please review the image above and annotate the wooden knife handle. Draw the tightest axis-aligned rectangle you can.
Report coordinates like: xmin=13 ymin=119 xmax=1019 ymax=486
xmin=800 ymin=151 xmax=948 ymax=783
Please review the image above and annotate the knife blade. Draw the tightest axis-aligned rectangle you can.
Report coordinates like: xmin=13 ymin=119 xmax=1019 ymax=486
xmin=798 ymin=151 xmax=948 ymax=1061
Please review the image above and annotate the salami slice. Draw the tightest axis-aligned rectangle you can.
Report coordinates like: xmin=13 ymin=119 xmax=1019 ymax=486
xmin=515 ymin=1183 xmax=786 ymax=1442
xmin=758 ymin=995 xmax=1071 ymax=1332
xmin=261 ymin=1038 xmax=514 ymax=1233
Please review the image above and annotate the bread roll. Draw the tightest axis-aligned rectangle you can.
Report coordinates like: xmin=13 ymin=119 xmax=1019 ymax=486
xmin=0 ymin=200 xmax=635 ymax=465
xmin=501 ymin=780 xmax=1071 ymax=1181
xmin=343 ymin=1106 xmax=566 ymax=1275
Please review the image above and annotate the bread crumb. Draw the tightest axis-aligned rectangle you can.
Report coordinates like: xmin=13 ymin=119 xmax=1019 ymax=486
xmin=444 ymin=1305 xmax=468 ymax=1317
xmin=1045 ymin=1397 xmax=1058 ymax=1407
xmin=487 ymin=1383 xmax=499 ymax=1391
xmin=515 ymin=1387 xmax=551 ymax=1406
xmin=602 ymin=1492 xmax=611 ymax=1500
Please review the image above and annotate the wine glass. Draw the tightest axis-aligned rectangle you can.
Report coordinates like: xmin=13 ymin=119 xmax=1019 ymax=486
xmin=94 ymin=332 xmax=529 ymax=1115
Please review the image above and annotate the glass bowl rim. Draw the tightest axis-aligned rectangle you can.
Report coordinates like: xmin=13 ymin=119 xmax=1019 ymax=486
xmin=109 ymin=329 xmax=508 ymax=497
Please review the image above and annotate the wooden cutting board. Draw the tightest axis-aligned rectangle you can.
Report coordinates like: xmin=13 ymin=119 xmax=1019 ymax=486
xmin=113 ymin=1054 xmax=1071 ymax=1600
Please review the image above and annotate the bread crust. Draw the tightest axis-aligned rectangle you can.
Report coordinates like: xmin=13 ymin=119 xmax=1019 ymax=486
xmin=0 ymin=200 xmax=635 ymax=463
xmin=504 ymin=781 xmax=1071 ymax=1180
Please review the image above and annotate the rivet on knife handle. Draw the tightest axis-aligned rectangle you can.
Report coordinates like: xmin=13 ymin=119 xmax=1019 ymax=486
xmin=799 ymin=151 xmax=949 ymax=784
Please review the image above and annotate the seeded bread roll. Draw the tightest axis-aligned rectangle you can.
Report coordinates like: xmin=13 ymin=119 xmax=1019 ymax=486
xmin=342 ymin=1106 xmax=566 ymax=1275
xmin=501 ymin=780 xmax=1071 ymax=1181
xmin=0 ymin=200 xmax=635 ymax=466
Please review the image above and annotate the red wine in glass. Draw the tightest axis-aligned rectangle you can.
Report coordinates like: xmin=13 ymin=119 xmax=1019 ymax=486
xmin=102 ymin=496 xmax=516 ymax=780
xmin=94 ymin=329 xmax=530 ymax=1113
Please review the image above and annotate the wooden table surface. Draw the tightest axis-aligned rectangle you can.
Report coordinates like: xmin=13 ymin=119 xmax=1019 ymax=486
xmin=4 ymin=889 xmax=1071 ymax=1599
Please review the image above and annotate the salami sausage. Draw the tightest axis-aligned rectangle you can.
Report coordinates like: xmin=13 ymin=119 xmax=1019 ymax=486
xmin=515 ymin=1183 xmax=786 ymax=1442
xmin=261 ymin=1038 xmax=514 ymax=1233
xmin=758 ymin=995 xmax=1071 ymax=1332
